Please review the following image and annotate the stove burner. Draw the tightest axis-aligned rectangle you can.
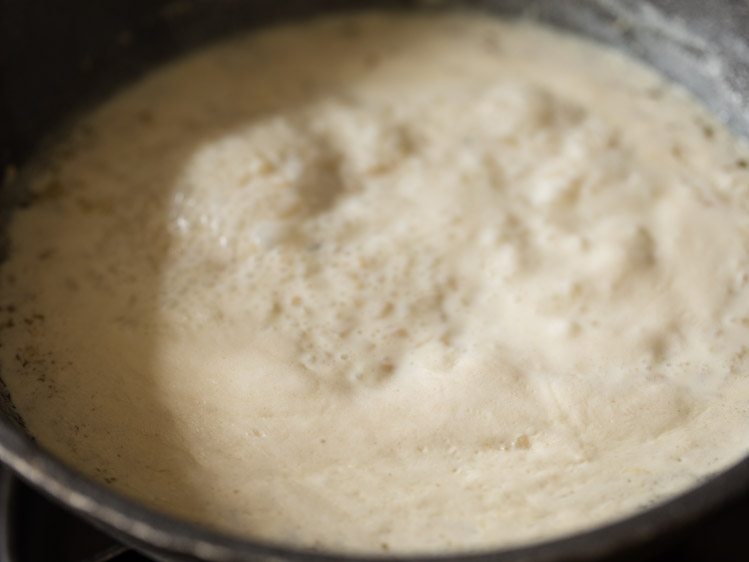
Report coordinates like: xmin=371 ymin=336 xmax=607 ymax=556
xmin=0 ymin=466 xmax=747 ymax=561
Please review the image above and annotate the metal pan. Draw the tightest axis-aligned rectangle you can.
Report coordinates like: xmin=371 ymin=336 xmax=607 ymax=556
xmin=1 ymin=1 xmax=749 ymax=560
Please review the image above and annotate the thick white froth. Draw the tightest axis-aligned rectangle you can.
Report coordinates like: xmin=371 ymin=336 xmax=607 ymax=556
xmin=3 ymin=12 xmax=749 ymax=554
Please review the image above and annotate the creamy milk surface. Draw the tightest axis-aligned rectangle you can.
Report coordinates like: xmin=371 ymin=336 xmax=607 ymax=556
xmin=3 ymin=12 xmax=749 ymax=553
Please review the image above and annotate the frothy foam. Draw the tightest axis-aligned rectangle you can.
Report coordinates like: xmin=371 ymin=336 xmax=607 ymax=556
xmin=2 ymin=12 xmax=749 ymax=554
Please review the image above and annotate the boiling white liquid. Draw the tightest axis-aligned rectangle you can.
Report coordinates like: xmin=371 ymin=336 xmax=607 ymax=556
xmin=3 ymin=12 xmax=749 ymax=554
